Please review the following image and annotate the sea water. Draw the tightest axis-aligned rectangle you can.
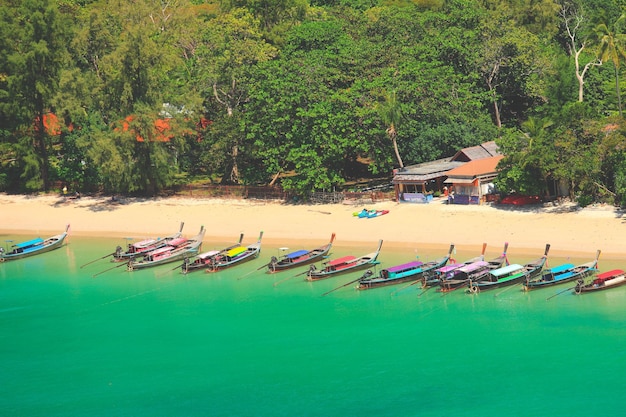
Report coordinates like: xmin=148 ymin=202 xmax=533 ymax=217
xmin=1 ymin=236 xmax=625 ymax=416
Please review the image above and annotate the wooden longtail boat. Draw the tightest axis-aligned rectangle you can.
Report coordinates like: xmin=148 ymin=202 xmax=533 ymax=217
xmin=574 ymin=269 xmax=626 ymax=294
xmin=181 ymin=234 xmax=244 ymax=274
xmin=467 ymin=244 xmax=550 ymax=293
xmin=422 ymin=243 xmax=488 ymax=288
xmin=267 ymin=233 xmax=335 ymax=273
xmin=438 ymin=243 xmax=509 ymax=292
xmin=306 ymin=240 xmax=383 ymax=281
xmin=356 ymin=244 xmax=455 ymax=290
xmin=206 ymin=232 xmax=263 ymax=272
xmin=439 ymin=260 xmax=491 ymax=292
xmin=0 ymin=225 xmax=70 ymax=261
xmin=113 ymin=222 xmax=185 ymax=262
xmin=127 ymin=226 xmax=205 ymax=271
xmin=523 ymin=250 xmax=600 ymax=291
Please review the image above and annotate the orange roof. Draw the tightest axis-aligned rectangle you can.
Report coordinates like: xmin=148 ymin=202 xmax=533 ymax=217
xmin=121 ymin=116 xmax=173 ymax=142
xmin=445 ymin=155 xmax=504 ymax=178
xmin=35 ymin=113 xmax=73 ymax=135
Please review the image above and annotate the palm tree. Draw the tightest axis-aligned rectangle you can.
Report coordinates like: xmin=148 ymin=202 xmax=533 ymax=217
xmin=380 ymin=90 xmax=404 ymax=169
xmin=595 ymin=14 xmax=626 ymax=117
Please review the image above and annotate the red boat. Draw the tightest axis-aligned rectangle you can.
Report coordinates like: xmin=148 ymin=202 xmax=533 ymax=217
xmin=574 ymin=269 xmax=626 ymax=294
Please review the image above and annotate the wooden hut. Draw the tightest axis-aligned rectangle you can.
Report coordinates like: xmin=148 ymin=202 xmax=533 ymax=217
xmin=444 ymin=155 xmax=504 ymax=204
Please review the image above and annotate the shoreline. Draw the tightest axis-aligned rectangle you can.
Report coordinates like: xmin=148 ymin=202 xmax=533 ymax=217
xmin=1 ymin=193 xmax=625 ymax=260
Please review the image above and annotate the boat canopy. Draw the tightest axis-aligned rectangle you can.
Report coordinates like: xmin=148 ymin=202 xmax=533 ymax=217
xmin=555 ymin=271 xmax=575 ymax=281
xmin=286 ymin=250 xmax=309 ymax=259
xmin=227 ymin=246 xmax=247 ymax=258
xmin=595 ymin=269 xmax=625 ymax=283
xmin=14 ymin=238 xmax=44 ymax=249
xmin=548 ymin=263 xmax=575 ymax=274
xmin=169 ymin=237 xmax=188 ymax=247
xmin=133 ymin=238 xmax=157 ymax=247
xmin=386 ymin=261 xmax=423 ymax=273
xmin=329 ymin=256 xmax=356 ymax=266
xmin=491 ymin=264 xmax=523 ymax=277
xmin=437 ymin=263 xmax=463 ymax=273
xmin=149 ymin=246 xmax=172 ymax=256
xmin=459 ymin=261 xmax=489 ymax=273
xmin=198 ymin=250 xmax=220 ymax=259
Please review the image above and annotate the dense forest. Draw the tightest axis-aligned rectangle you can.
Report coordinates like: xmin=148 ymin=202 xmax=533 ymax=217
xmin=1 ymin=0 xmax=626 ymax=204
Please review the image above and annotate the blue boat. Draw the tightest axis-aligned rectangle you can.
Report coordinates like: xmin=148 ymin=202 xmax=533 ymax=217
xmin=523 ymin=249 xmax=600 ymax=291
xmin=266 ymin=233 xmax=335 ymax=273
xmin=0 ymin=225 xmax=70 ymax=261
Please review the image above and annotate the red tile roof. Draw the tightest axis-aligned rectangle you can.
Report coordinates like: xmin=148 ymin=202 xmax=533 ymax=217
xmin=445 ymin=155 xmax=504 ymax=177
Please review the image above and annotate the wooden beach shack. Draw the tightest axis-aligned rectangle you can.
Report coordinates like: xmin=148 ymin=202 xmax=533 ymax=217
xmin=444 ymin=155 xmax=504 ymax=205
xmin=392 ymin=141 xmax=501 ymax=203
xmin=392 ymin=158 xmax=464 ymax=202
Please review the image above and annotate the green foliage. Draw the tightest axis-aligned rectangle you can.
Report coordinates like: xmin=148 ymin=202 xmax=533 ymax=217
xmin=1 ymin=0 xmax=626 ymax=201
xmin=577 ymin=193 xmax=593 ymax=207
xmin=614 ymin=157 xmax=626 ymax=207
xmin=0 ymin=0 xmax=68 ymax=190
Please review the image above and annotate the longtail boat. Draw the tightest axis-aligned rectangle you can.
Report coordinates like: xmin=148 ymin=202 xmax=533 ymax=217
xmin=0 ymin=225 xmax=70 ymax=261
xmin=267 ymin=233 xmax=335 ymax=273
xmin=467 ymin=244 xmax=550 ymax=293
xmin=306 ymin=240 xmax=383 ymax=281
xmin=181 ymin=233 xmax=244 ymax=274
xmin=439 ymin=260 xmax=491 ymax=292
xmin=523 ymin=250 xmax=600 ymax=291
xmin=206 ymin=232 xmax=263 ymax=272
xmin=113 ymin=222 xmax=185 ymax=262
xmin=356 ymin=244 xmax=454 ymax=290
xmin=439 ymin=243 xmax=509 ymax=292
xmin=127 ymin=226 xmax=205 ymax=271
xmin=574 ymin=269 xmax=626 ymax=294
xmin=422 ymin=243 xmax=488 ymax=288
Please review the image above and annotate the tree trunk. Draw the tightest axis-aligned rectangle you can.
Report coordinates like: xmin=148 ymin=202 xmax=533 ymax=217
xmin=392 ymin=137 xmax=404 ymax=168
xmin=576 ymin=71 xmax=584 ymax=102
xmin=486 ymin=64 xmax=502 ymax=128
xmin=615 ymin=65 xmax=623 ymax=117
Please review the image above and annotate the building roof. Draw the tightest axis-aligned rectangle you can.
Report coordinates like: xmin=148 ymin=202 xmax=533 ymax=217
xmin=451 ymin=141 xmax=500 ymax=162
xmin=444 ymin=155 xmax=504 ymax=179
xmin=391 ymin=141 xmax=502 ymax=185
xmin=391 ymin=158 xmax=465 ymax=184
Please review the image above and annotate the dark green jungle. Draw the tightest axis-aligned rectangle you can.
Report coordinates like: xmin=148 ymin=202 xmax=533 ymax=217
xmin=2 ymin=0 xmax=626 ymax=204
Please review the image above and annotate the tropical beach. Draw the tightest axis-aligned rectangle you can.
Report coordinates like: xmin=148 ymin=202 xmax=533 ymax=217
xmin=3 ymin=193 xmax=626 ymax=417
xmin=1 ymin=192 xmax=625 ymax=260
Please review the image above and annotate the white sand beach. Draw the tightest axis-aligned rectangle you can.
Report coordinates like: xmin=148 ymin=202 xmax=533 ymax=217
xmin=0 ymin=193 xmax=623 ymax=260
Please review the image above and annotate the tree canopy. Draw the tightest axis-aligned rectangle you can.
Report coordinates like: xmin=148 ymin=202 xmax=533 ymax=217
xmin=1 ymin=0 xmax=626 ymax=206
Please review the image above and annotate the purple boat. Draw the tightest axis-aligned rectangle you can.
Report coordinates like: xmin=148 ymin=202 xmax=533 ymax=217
xmin=357 ymin=244 xmax=455 ymax=290
xmin=439 ymin=260 xmax=492 ymax=293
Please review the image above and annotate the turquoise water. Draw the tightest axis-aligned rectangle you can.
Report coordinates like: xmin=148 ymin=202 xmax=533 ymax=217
xmin=1 ymin=236 xmax=625 ymax=416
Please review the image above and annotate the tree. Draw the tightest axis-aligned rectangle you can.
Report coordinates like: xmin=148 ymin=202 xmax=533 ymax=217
xmin=477 ymin=7 xmax=552 ymax=128
xmin=560 ymin=2 xmax=602 ymax=103
xmin=595 ymin=14 xmax=626 ymax=117
xmin=495 ymin=117 xmax=554 ymax=197
xmin=1 ymin=0 xmax=68 ymax=191
xmin=196 ymin=8 xmax=278 ymax=183
xmin=379 ymin=90 xmax=404 ymax=168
